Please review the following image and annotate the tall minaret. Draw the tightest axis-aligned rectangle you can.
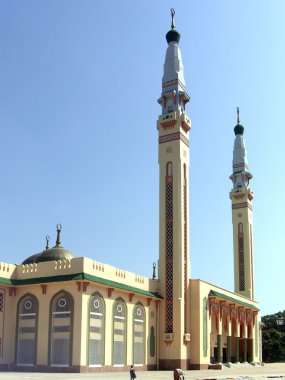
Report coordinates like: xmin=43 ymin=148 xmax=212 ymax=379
xmin=230 ymin=108 xmax=255 ymax=300
xmin=157 ymin=9 xmax=191 ymax=369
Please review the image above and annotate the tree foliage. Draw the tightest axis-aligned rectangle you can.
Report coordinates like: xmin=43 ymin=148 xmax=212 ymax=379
xmin=262 ymin=310 xmax=285 ymax=362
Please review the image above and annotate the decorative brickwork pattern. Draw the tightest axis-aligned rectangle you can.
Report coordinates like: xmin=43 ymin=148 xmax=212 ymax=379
xmin=238 ymin=223 xmax=245 ymax=291
xmin=183 ymin=164 xmax=188 ymax=334
xmin=0 ymin=293 xmax=4 ymax=313
xmin=159 ymin=132 xmax=189 ymax=147
xmin=165 ymin=162 xmax=173 ymax=333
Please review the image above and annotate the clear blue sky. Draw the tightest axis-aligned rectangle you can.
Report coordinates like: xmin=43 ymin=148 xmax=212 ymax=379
xmin=0 ymin=1 xmax=284 ymax=317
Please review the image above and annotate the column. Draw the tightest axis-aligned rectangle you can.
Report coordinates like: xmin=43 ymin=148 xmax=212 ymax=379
xmin=235 ymin=319 xmax=240 ymax=363
xmin=227 ymin=318 xmax=232 ymax=363
xmin=243 ymin=323 xmax=247 ymax=363
xmin=216 ymin=316 xmax=222 ymax=363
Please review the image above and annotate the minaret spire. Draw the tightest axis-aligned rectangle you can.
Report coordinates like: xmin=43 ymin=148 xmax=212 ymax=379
xmin=158 ymin=9 xmax=190 ymax=116
xmin=230 ymin=110 xmax=255 ymax=300
xmin=157 ymin=10 xmax=191 ymax=369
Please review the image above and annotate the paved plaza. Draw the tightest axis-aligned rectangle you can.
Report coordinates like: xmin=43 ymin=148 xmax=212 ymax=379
xmin=0 ymin=363 xmax=284 ymax=380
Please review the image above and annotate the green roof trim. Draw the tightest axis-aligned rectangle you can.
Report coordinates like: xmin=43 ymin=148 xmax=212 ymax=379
xmin=0 ymin=277 xmax=12 ymax=285
xmin=209 ymin=290 xmax=259 ymax=310
xmin=0 ymin=273 xmax=162 ymax=300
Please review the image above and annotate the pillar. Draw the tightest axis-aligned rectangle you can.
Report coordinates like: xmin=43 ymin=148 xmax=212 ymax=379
xmin=226 ymin=319 xmax=232 ymax=363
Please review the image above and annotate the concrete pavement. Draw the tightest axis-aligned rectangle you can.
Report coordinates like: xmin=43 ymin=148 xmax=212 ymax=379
xmin=0 ymin=363 xmax=284 ymax=380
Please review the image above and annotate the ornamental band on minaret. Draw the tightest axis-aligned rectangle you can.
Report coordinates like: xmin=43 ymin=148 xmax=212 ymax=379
xmin=157 ymin=9 xmax=191 ymax=369
xmin=230 ymin=108 xmax=255 ymax=301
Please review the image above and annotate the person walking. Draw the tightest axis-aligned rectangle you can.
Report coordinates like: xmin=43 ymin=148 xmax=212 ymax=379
xmin=173 ymin=368 xmax=184 ymax=380
xmin=130 ymin=365 xmax=136 ymax=380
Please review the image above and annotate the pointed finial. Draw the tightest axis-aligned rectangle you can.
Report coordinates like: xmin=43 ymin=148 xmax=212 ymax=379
xmin=45 ymin=235 xmax=50 ymax=250
xmin=171 ymin=8 xmax=175 ymax=30
xmin=152 ymin=261 xmax=157 ymax=279
xmin=56 ymin=223 xmax=62 ymax=246
xmin=234 ymin=106 xmax=244 ymax=135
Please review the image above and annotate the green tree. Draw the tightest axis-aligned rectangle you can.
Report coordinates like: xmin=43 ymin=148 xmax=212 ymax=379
xmin=262 ymin=310 xmax=285 ymax=362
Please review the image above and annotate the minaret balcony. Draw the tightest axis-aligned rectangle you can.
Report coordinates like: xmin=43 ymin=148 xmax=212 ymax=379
xmin=247 ymin=188 xmax=254 ymax=200
xmin=230 ymin=188 xmax=254 ymax=201
xmin=181 ymin=113 xmax=191 ymax=133
xmin=157 ymin=112 xmax=177 ymax=131
xmin=157 ymin=112 xmax=191 ymax=134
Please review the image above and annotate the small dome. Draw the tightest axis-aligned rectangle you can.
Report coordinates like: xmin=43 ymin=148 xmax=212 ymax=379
xmin=21 ymin=224 xmax=75 ymax=265
xmin=166 ymin=29 xmax=180 ymax=44
xmin=35 ymin=245 xmax=75 ymax=263
xmin=234 ymin=123 xmax=244 ymax=136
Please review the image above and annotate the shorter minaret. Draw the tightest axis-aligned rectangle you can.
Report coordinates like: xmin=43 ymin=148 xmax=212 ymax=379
xmin=230 ymin=108 xmax=255 ymax=300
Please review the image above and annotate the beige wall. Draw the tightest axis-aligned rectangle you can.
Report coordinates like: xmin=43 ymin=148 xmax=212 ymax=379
xmin=0 ymin=266 xmax=159 ymax=370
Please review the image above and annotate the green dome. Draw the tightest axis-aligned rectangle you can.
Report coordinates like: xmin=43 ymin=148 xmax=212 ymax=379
xmin=22 ymin=246 xmax=75 ymax=264
xmin=22 ymin=224 xmax=75 ymax=265
xmin=166 ymin=29 xmax=180 ymax=44
xmin=234 ymin=123 xmax=244 ymax=135
xmin=36 ymin=245 xmax=75 ymax=263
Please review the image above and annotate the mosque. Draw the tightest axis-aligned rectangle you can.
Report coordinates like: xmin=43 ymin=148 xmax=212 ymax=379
xmin=0 ymin=10 xmax=262 ymax=373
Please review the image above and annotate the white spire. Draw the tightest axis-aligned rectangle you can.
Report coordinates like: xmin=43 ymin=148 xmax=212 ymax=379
xmin=157 ymin=19 xmax=190 ymax=115
xmin=163 ymin=42 xmax=185 ymax=86
xmin=230 ymin=108 xmax=252 ymax=189
xmin=232 ymin=134 xmax=249 ymax=173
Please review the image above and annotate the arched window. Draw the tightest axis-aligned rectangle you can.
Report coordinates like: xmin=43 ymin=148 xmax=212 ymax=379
xmin=133 ymin=303 xmax=145 ymax=365
xmin=16 ymin=294 xmax=38 ymax=365
xmin=167 ymin=162 xmax=173 ymax=177
xmin=49 ymin=291 xmax=73 ymax=367
xmin=113 ymin=298 xmax=127 ymax=366
xmin=88 ymin=293 xmax=105 ymax=366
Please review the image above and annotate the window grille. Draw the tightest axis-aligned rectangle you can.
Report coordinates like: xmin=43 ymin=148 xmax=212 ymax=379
xmin=0 ymin=293 xmax=4 ymax=312
xmin=16 ymin=295 xmax=38 ymax=365
xmin=88 ymin=294 xmax=105 ymax=366
xmin=50 ymin=292 xmax=73 ymax=367
xmin=238 ymin=224 xmax=245 ymax=291
xmin=133 ymin=304 xmax=145 ymax=365
xmin=183 ymin=164 xmax=188 ymax=333
xmin=165 ymin=164 xmax=173 ymax=333
xmin=113 ymin=300 xmax=126 ymax=365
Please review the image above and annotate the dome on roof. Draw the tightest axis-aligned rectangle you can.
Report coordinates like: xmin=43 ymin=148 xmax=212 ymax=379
xmin=36 ymin=245 xmax=75 ymax=263
xmin=21 ymin=224 xmax=75 ymax=265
